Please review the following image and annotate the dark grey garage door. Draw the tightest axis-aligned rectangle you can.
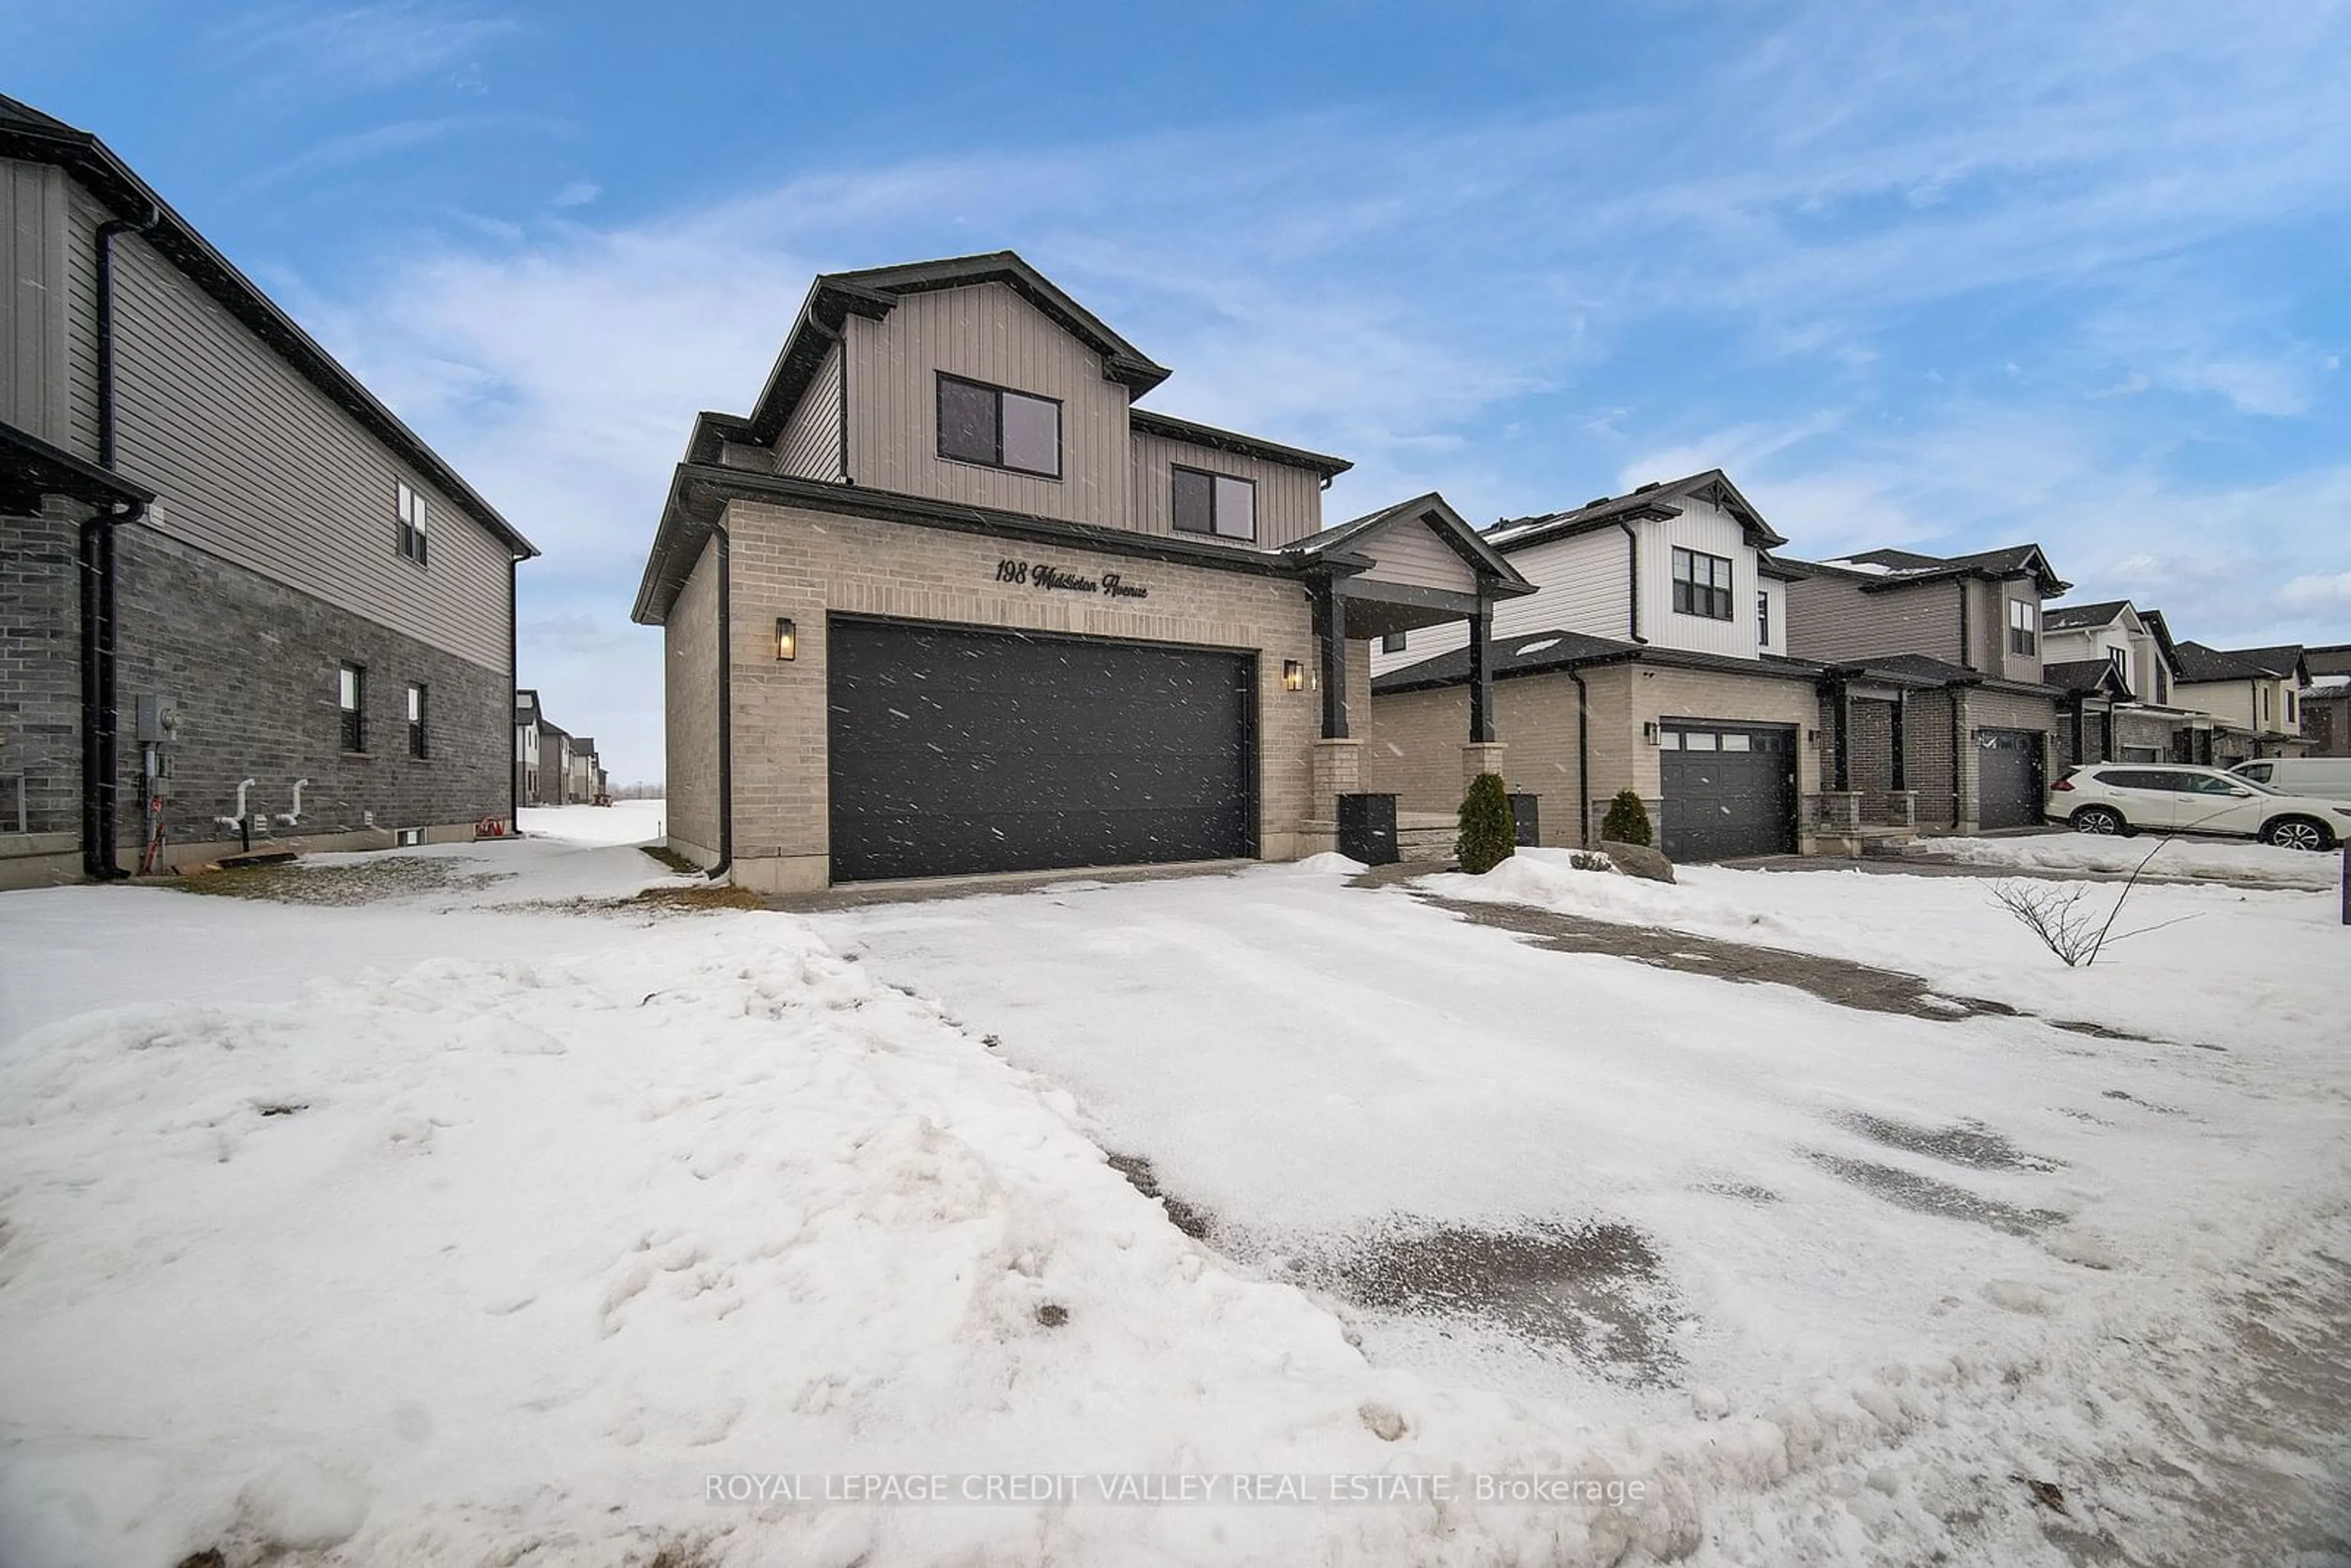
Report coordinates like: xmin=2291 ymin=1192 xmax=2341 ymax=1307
xmin=1660 ymin=722 xmax=1797 ymax=862
xmin=827 ymin=618 xmax=1256 ymax=882
xmin=1976 ymin=729 xmax=2045 ymax=830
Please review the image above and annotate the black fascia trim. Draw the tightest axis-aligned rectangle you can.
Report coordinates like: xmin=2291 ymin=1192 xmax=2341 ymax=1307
xmin=634 ymin=467 xmax=1316 ymax=625
xmin=1129 ymin=408 xmax=1352 ymax=478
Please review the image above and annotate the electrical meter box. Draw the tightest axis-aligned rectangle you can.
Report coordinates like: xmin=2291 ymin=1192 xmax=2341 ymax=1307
xmin=134 ymin=694 xmax=181 ymax=745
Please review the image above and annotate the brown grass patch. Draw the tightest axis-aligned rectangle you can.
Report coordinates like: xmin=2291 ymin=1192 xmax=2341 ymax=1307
xmin=631 ymin=883 xmax=767 ymax=913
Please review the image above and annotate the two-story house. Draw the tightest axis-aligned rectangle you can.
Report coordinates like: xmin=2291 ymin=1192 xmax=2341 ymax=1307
xmin=1 ymin=95 xmax=534 ymax=887
xmin=1363 ymin=471 xmax=1830 ymax=860
xmin=2037 ymin=599 xmax=2207 ymax=767
xmin=1782 ymin=544 xmax=2069 ymax=835
xmin=513 ymin=689 xmax=545 ymax=807
xmin=632 ymin=252 xmax=1531 ymax=891
xmin=2301 ymin=644 xmax=2350 ymax=757
xmin=2172 ymin=642 xmax=2312 ymax=765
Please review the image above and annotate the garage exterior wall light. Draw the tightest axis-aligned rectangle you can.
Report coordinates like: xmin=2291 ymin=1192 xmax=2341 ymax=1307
xmin=775 ymin=617 xmax=797 ymax=661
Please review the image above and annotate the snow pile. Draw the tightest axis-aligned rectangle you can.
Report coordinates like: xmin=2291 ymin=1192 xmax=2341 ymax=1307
xmin=1911 ymin=831 xmax=2342 ymax=889
xmin=517 ymin=798 xmax=669 ymax=846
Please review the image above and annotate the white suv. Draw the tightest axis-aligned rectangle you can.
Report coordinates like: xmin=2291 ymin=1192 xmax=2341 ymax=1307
xmin=2047 ymin=764 xmax=2351 ymax=851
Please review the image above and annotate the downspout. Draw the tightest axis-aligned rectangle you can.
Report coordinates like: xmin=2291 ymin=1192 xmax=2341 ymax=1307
xmin=507 ymin=553 xmax=519 ymax=830
xmin=1949 ymin=691 xmax=1964 ymax=830
xmin=711 ymin=524 xmax=733 ymax=880
xmin=1955 ymin=580 xmax=1974 ymax=672
xmin=80 ymin=201 xmax=160 ymax=880
xmin=1615 ymin=520 xmax=1646 ymax=643
xmin=1567 ymin=668 xmax=1592 ymax=845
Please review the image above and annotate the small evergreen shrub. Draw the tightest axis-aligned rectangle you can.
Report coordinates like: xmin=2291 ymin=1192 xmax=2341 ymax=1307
xmin=1600 ymin=787 xmax=1652 ymax=847
xmin=1456 ymin=773 xmax=1517 ymax=874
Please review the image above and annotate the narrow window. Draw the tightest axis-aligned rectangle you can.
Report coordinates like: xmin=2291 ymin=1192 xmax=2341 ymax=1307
xmin=935 ymin=373 xmax=1060 ymax=478
xmin=2285 ymin=689 xmax=2297 ymax=725
xmin=1756 ymin=590 xmax=1770 ymax=646
xmin=407 ymin=682 xmax=429 ymax=759
xmin=2008 ymin=599 xmax=2036 ymax=655
xmin=396 ymin=482 xmax=429 ymax=565
xmin=1671 ymin=547 xmax=1734 ymax=620
xmin=2260 ymin=685 xmax=2271 ymax=721
xmin=339 ymin=663 xmax=366 ymax=752
xmin=1170 ymin=465 xmax=1256 ymax=541
xmin=1381 ymin=631 xmax=1408 ymax=654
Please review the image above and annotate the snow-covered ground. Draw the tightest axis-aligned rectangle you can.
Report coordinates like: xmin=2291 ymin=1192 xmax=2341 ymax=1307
xmin=2 ymin=828 xmax=2345 ymax=1564
xmin=1900 ymin=830 xmax=2344 ymax=890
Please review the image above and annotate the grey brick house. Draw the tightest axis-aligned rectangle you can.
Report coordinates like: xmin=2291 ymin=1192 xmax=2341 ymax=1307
xmin=633 ymin=251 xmax=1530 ymax=892
xmin=1 ymin=96 xmax=535 ymax=887
xmin=1782 ymin=544 xmax=2069 ymax=835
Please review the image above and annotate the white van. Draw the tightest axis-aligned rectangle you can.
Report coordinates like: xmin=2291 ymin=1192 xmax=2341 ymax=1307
xmin=2230 ymin=757 xmax=2351 ymax=801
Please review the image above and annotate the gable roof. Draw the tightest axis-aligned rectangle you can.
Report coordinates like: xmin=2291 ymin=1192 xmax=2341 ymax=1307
xmin=0 ymin=96 xmax=535 ymax=560
xmin=741 ymin=250 xmax=1172 ymax=446
xmin=2174 ymin=640 xmax=2308 ymax=683
xmin=2043 ymin=598 xmax=2130 ymax=632
xmin=1486 ymin=469 xmax=1789 ymax=553
xmin=2305 ymin=643 xmax=2351 ymax=678
xmin=2041 ymin=658 xmax=2132 ymax=697
xmin=1292 ymin=492 xmax=1534 ymax=593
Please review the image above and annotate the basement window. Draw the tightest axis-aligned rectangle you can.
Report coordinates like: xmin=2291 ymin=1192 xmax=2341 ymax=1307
xmin=396 ymin=482 xmax=429 ymax=566
xmin=339 ymin=663 xmax=366 ymax=752
xmin=937 ymin=373 xmax=1061 ymax=478
xmin=1172 ymin=465 xmax=1256 ymax=541
xmin=394 ymin=827 xmax=424 ymax=847
xmin=1382 ymin=631 xmax=1408 ymax=653
xmin=1671 ymin=547 xmax=1734 ymax=620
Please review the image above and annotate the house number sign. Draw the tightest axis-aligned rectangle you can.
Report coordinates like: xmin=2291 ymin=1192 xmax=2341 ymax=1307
xmin=994 ymin=558 xmax=1150 ymax=600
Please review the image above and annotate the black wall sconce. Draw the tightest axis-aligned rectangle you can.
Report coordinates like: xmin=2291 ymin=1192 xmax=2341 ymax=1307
xmin=1282 ymin=659 xmax=1305 ymax=692
xmin=775 ymin=617 xmax=797 ymax=661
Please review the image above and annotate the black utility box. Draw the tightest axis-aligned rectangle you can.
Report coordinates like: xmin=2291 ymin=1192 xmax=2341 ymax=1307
xmin=1336 ymin=792 xmax=1400 ymax=866
xmin=1508 ymin=793 xmax=1540 ymax=848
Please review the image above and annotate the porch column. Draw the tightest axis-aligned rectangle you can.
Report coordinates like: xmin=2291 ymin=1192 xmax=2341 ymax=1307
xmin=1313 ymin=584 xmax=1349 ymax=740
xmin=1831 ymin=675 xmax=1852 ymax=793
xmin=1890 ymin=688 xmax=1908 ymax=790
xmin=1466 ymin=601 xmax=1496 ymax=744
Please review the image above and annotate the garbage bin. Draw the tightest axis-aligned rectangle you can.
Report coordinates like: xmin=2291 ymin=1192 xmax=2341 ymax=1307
xmin=1336 ymin=792 xmax=1400 ymax=866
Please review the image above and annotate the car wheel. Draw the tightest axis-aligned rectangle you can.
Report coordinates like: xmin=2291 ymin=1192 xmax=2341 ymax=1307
xmin=2071 ymin=806 xmax=2126 ymax=836
xmin=2261 ymin=816 xmax=2334 ymax=853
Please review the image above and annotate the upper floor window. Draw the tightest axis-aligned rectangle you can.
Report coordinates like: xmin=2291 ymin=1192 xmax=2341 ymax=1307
xmin=2109 ymin=646 xmax=2129 ymax=689
xmin=2008 ymin=599 xmax=2037 ymax=656
xmin=1671 ymin=547 xmax=1734 ymax=620
xmin=339 ymin=663 xmax=367 ymax=752
xmin=2156 ymin=663 xmax=2169 ymax=703
xmin=2259 ymin=684 xmax=2271 ymax=721
xmin=1756 ymin=590 xmax=1771 ymax=646
xmin=1171 ymin=466 xmax=1256 ymax=541
xmin=407 ymin=682 xmax=429 ymax=759
xmin=2287 ymin=689 xmax=2298 ymax=725
xmin=396 ymin=482 xmax=428 ymax=566
xmin=937 ymin=373 xmax=1060 ymax=478
xmin=1382 ymin=631 xmax=1408 ymax=654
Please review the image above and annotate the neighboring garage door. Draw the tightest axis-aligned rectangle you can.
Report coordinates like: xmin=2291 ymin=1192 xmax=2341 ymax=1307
xmin=1976 ymin=729 xmax=2045 ymax=830
xmin=827 ymin=618 xmax=1256 ymax=882
xmin=1659 ymin=722 xmax=1797 ymax=862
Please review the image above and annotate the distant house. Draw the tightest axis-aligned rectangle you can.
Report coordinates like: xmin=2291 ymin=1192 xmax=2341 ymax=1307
xmin=565 ymin=737 xmax=606 ymax=802
xmin=1368 ymin=471 xmax=1831 ymax=860
xmin=2303 ymin=644 xmax=2351 ymax=757
xmin=1782 ymin=544 xmax=2071 ymax=835
xmin=2172 ymin=642 xmax=2312 ymax=765
xmin=1 ymin=95 xmax=534 ymax=887
xmin=2038 ymin=599 xmax=2207 ymax=766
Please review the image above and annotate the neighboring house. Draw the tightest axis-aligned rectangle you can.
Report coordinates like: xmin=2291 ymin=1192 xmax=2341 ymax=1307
xmin=632 ymin=251 xmax=1531 ymax=892
xmin=2038 ymin=598 xmax=2208 ymax=767
xmin=513 ymin=689 xmax=544 ymax=806
xmin=566 ymin=737 xmax=605 ymax=802
xmin=2172 ymin=642 xmax=2312 ymax=765
xmin=1365 ymin=471 xmax=1834 ymax=860
xmin=2303 ymin=644 xmax=2351 ymax=757
xmin=1 ymin=96 xmax=534 ymax=887
xmin=1782 ymin=544 xmax=2070 ymax=835
xmin=537 ymin=722 xmax=572 ymax=808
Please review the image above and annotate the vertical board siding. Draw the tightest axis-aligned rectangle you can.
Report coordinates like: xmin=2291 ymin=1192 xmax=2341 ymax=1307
xmin=1125 ymin=429 xmax=1321 ymax=546
xmin=62 ymin=185 xmax=101 ymax=460
xmin=1 ymin=159 xmax=71 ymax=445
xmin=1364 ymin=518 xmax=1476 ymax=591
xmin=1641 ymin=501 xmax=1757 ymax=659
xmin=1785 ymin=575 xmax=1963 ymax=666
xmin=777 ymin=341 xmax=844 ymax=480
xmin=846 ymin=283 xmax=1131 ymax=528
xmin=102 ymin=229 xmax=511 ymax=671
xmin=1761 ymin=577 xmax=1788 ymax=656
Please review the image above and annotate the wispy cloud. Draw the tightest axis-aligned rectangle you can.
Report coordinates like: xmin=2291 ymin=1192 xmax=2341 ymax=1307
xmin=273 ymin=0 xmax=2351 ymax=775
xmin=204 ymin=2 xmax=520 ymax=96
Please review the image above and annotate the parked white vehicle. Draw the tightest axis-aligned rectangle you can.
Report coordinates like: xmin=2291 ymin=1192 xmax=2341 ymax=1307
xmin=2230 ymin=756 xmax=2351 ymax=801
xmin=2047 ymin=763 xmax=2351 ymax=851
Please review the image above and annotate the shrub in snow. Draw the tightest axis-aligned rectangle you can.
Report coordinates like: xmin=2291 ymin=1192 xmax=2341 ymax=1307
xmin=1600 ymin=788 xmax=1652 ymax=848
xmin=1455 ymin=773 xmax=1516 ymax=873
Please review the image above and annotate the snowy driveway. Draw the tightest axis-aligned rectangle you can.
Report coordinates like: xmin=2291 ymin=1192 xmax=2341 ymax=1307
xmin=817 ymin=856 xmax=2351 ymax=1553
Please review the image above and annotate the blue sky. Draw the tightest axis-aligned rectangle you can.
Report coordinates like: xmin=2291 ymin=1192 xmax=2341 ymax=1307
xmin=12 ymin=1 xmax=2351 ymax=779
